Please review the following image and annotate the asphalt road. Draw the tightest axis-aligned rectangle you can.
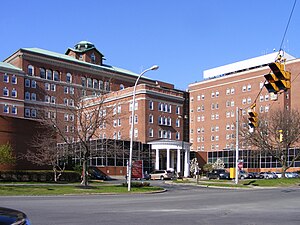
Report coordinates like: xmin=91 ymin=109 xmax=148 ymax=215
xmin=1 ymin=181 xmax=300 ymax=225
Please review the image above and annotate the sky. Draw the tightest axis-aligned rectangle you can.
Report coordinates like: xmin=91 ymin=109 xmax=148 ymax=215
xmin=1 ymin=0 xmax=299 ymax=90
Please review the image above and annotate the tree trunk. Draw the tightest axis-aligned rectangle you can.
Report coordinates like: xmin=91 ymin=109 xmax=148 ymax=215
xmin=81 ymin=160 xmax=88 ymax=186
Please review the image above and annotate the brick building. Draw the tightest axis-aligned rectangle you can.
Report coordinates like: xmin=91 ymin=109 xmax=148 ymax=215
xmin=0 ymin=41 xmax=190 ymax=176
xmin=188 ymin=52 xmax=300 ymax=171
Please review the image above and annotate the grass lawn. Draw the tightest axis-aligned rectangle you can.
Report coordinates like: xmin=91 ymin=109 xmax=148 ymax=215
xmin=0 ymin=183 xmax=163 ymax=196
xmin=174 ymin=178 xmax=300 ymax=188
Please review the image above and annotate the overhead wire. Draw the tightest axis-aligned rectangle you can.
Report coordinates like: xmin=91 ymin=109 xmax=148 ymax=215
xmin=245 ymin=0 xmax=297 ymax=112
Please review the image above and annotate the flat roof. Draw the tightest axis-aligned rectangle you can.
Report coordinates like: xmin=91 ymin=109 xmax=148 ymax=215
xmin=203 ymin=52 xmax=296 ymax=79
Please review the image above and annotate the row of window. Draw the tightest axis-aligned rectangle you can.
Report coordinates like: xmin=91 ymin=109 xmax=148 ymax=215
xmin=3 ymin=73 xmax=17 ymax=84
xmin=149 ymin=101 xmax=181 ymax=114
xmin=192 ymin=84 xmax=254 ymax=102
xmin=81 ymin=77 xmax=110 ymax=91
xmin=2 ymin=104 xmax=18 ymax=114
xmin=3 ymin=88 xmax=17 ymax=98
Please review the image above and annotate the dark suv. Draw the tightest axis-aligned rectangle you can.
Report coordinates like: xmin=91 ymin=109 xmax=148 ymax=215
xmin=207 ymin=169 xmax=230 ymax=180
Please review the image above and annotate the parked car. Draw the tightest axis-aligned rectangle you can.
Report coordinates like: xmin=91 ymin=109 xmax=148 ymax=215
xmin=259 ymin=172 xmax=277 ymax=179
xmin=0 ymin=207 xmax=31 ymax=225
xmin=207 ymin=169 xmax=230 ymax=180
xmin=285 ymin=172 xmax=299 ymax=178
xmin=149 ymin=170 xmax=174 ymax=180
xmin=88 ymin=167 xmax=108 ymax=180
xmin=247 ymin=172 xmax=261 ymax=179
xmin=239 ymin=170 xmax=249 ymax=179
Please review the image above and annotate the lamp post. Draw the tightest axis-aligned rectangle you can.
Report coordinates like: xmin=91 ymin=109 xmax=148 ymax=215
xmin=128 ymin=65 xmax=159 ymax=191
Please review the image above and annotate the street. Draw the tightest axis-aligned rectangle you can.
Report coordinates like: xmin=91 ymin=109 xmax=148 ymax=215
xmin=1 ymin=181 xmax=300 ymax=225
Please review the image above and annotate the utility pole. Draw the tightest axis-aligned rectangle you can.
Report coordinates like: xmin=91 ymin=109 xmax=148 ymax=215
xmin=235 ymin=107 xmax=239 ymax=184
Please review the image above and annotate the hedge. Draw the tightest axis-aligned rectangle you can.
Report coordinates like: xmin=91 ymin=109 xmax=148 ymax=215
xmin=0 ymin=170 xmax=80 ymax=182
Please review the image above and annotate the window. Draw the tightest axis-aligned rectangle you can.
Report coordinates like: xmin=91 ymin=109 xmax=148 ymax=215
xmin=158 ymin=103 xmax=163 ymax=111
xmin=12 ymin=75 xmax=17 ymax=84
xmin=31 ymin=109 xmax=37 ymax=118
xmin=25 ymin=92 xmax=30 ymax=100
xmin=176 ymin=132 xmax=180 ymax=140
xmin=134 ymin=115 xmax=138 ymax=124
xmin=265 ymin=94 xmax=269 ymax=101
xmin=120 ymin=84 xmax=124 ymax=90
xmin=176 ymin=119 xmax=180 ymax=127
xmin=176 ymin=106 xmax=180 ymax=114
xmin=117 ymin=105 xmax=121 ymax=114
xmin=87 ymin=78 xmax=92 ymax=88
xmin=104 ymin=81 xmax=110 ymax=91
xmin=50 ymin=84 xmax=56 ymax=91
xmin=31 ymin=80 xmax=36 ymax=88
xmin=64 ymin=114 xmax=69 ymax=121
xmin=93 ymin=79 xmax=98 ymax=89
xmin=3 ymin=104 xmax=9 ymax=113
xmin=40 ymin=68 xmax=46 ymax=79
xmin=134 ymin=128 xmax=138 ymax=138
xmin=64 ymin=98 xmax=68 ymax=105
xmin=149 ymin=128 xmax=154 ymax=137
xmin=231 ymin=88 xmax=235 ymax=94
xmin=231 ymin=101 xmax=235 ymax=107
xmin=201 ymin=94 xmax=205 ymax=100
xmin=28 ymin=65 xmax=34 ymax=75
xmin=247 ymin=84 xmax=252 ymax=91
xmin=211 ymin=92 xmax=215 ymax=98
xmin=81 ymin=77 xmax=86 ymax=87
xmin=91 ymin=53 xmax=96 ymax=63
xmin=99 ymin=80 xmax=103 ymax=90
xmin=12 ymin=106 xmax=17 ymax=114
xmin=66 ymin=73 xmax=72 ymax=83
xmin=129 ymin=101 xmax=138 ymax=111
xmin=69 ymin=114 xmax=74 ymax=121
xmin=149 ymin=101 xmax=154 ymax=110
xmin=226 ymin=88 xmax=230 ymax=95
xmin=265 ymin=105 xmax=270 ymax=112
xmin=3 ymin=87 xmax=9 ymax=96
xmin=149 ymin=114 xmax=153 ymax=123
xmin=46 ymin=69 xmax=52 ymax=80
xmin=242 ymin=98 xmax=246 ymax=105
xmin=31 ymin=93 xmax=36 ymax=101
xmin=45 ymin=95 xmax=50 ymax=103
xmin=215 ymin=91 xmax=219 ymax=97
xmin=242 ymin=85 xmax=246 ymax=92
xmin=247 ymin=97 xmax=252 ymax=104
xmin=53 ymin=71 xmax=59 ymax=81
xmin=64 ymin=86 xmax=69 ymax=94
xmin=45 ymin=83 xmax=50 ymax=90
xmin=25 ymin=108 xmax=30 ymax=117
xmin=25 ymin=79 xmax=30 ymax=87
xmin=11 ymin=89 xmax=17 ymax=98
xmin=69 ymin=99 xmax=74 ymax=106
xmin=51 ymin=96 xmax=56 ymax=104
xmin=70 ymin=87 xmax=74 ymax=94
xmin=3 ymin=74 xmax=9 ymax=83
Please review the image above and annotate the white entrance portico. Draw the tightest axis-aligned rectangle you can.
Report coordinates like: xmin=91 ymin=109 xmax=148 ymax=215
xmin=148 ymin=139 xmax=191 ymax=177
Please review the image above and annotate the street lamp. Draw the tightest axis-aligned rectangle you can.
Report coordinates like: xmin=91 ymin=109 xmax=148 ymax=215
xmin=128 ymin=65 xmax=159 ymax=191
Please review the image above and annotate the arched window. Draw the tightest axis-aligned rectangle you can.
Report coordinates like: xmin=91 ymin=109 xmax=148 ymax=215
xmin=66 ymin=73 xmax=72 ymax=83
xmin=40 ymin=68 xmax=46 ymax=79
xmin=53 ymin=71 xmax=59 ymax=81
xmin=28 ymin=65 xmax=34 ymax=76
xmin=46 ymin=69 xmax=52 ymax=80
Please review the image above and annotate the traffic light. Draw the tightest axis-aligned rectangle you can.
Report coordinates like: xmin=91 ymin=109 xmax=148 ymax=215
xmin=248 ymin=110 xmax=258 ymax=128
xmin=264 ymin=62 xmax=291 ymax=94
xmin=279 ymin=129 xmax=283 ymax=143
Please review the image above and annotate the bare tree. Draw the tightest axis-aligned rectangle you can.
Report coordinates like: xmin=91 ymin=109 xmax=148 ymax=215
xmin=240 ymin=108 xmax=300 ymax=177
xmin=25 ymin=129 xmax=67 ymax=182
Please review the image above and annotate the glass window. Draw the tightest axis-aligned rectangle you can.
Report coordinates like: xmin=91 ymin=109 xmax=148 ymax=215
xmin=64 ymin=86 xmax=69 ymax=94
xmin=3 ymin=74 xmax=9 ymax=83
xmin=99 ymin=80 xmax=103 ymax=90
xmin=31 ymin=109 xmax=37 ymax=118
xmin=51 ymin=96 xmax=56 ymax=104
xmin=104 ymin=81 xmax=110 ymax=91
xmin=149 ymin=101 xmax=154 ymax=110
xmin=46 ymin=69 xmax=52 ymax=80
xmin=120 ymin=84 xmax=124 ymax=90
xmin=81 ymin=77 xmax=86 ymax=87
xmin=25 ymin=79 xmax=30 ymax=87
xmin=11 ymin=89 xmax=17 ymax=98
xmin=3 ymin=87 xmax=9 ymax=96
xmin=31 ymin=80 xmax=36 ymax=88
xmin=53 ymin=71 xmax=59 ymax=81
xmin=31 ymin=93 xmax=36 ymax=101
xmin=12 ymin=106 xmax=17 ymax=114
xmin=247 ymin=84 xmax=252 ymax=91
xmin=176 ymin=106 xmax=180 ymax=114
xmin=149 ymin=128 xmax=154 ymax=137
xmin=93 ymin=79 xmax=98 ymax=89
xmin=25 ymin=108 xmax=30 ymax=117
xmin=45 ymin=95 xmax=50 ymax=103
xmin=70 ymin=87 xmax=74 ymax=94
xmin=149 ymin=114 xmax=153 ymax=123
xmin=50 ymin=84 xmax=56 ymax=91
xmin=3 ymin=104 xmax=9 ymax=113
xmin=87 ymin=78 xmax=92 ymax=88
xmin=28 ymin=65 xmax=34 ymax=75
xmin=40 ymin=68 xmax=46 ymax=79
xmin=176 ymin=119 xmax=180 ymax=127
xmin=25 ymin=92 xmax=30 ymax=100
xmin=66 ymin=73 xmax=72 ymax=83
xmin=12 ymin=75 xmax=17 ymax=84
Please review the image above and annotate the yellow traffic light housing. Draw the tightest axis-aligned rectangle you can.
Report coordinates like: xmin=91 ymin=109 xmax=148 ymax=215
xmin=264 ymin=62 xmax=291 ymax=93
xmin=248 ymin=110 xmax=258 ymax=128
